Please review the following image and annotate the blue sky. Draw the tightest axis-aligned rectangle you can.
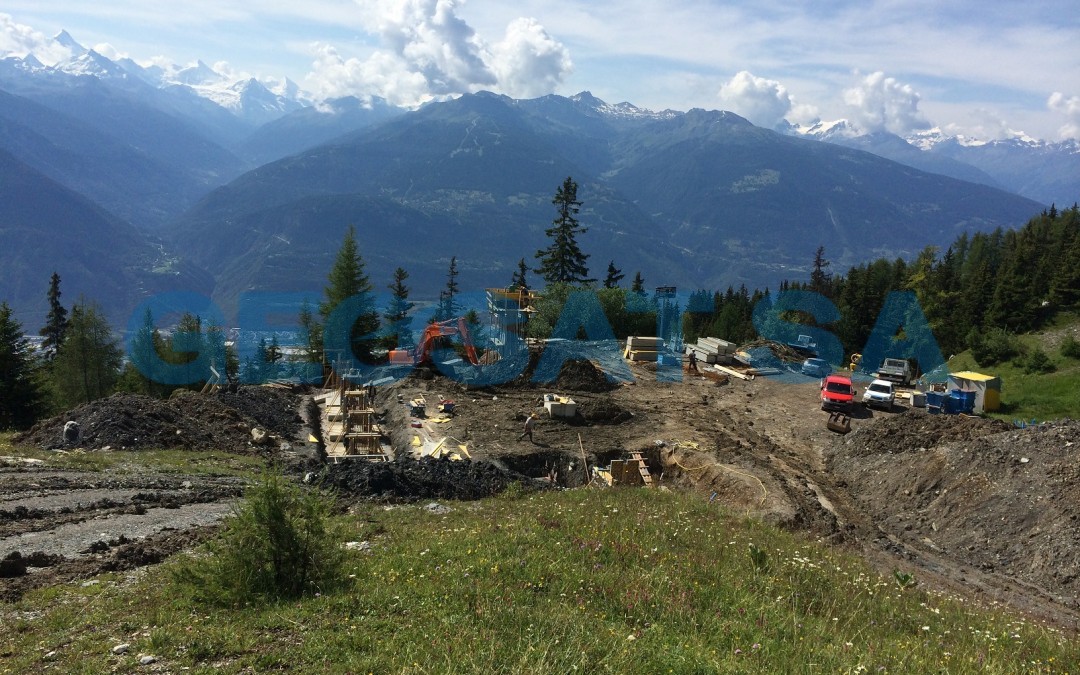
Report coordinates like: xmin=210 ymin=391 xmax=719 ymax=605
xmin=2 ymin=0 xmax=1078 ymax=141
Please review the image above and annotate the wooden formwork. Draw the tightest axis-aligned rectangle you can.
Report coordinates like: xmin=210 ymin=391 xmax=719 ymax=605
xmin=322 ymin=384 xmax=388 ymax=462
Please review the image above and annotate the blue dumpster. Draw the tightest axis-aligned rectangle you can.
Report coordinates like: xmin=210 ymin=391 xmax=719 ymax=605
xmin=926 ymin=391 xmax=945 ymax=413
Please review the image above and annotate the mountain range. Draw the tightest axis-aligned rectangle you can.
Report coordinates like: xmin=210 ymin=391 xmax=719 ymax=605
xmin=0 ymin=31 xmax=1072 ymax=330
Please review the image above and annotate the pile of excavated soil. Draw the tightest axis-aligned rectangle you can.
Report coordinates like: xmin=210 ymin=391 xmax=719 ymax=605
xmin=828 ymin=414 xmax=1080 ymax=608
xmin=15 ymin=387 xmax=303 ymax=452
xmin=554 ymin=359 xmax=620 ymax=393
xmin=321 ymin=456 xmax=527 ymax=501
xmin=838 ymin=411 xmax=1011 ymax=457
xmin=214 ymin=386 xmax=304 ymax=438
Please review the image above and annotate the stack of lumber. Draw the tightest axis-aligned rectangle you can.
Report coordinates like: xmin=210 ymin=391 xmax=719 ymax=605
xmin=685 ymin=336 xmax=737 ymax=364
xmin=623 ymin=336 xmax=663 ymax=362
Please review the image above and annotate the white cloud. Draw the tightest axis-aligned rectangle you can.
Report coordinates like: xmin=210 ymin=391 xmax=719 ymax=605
xmin=0 ymin=13 xmax=71 ymax=65
xmin=305 ymin=0 xmax=569 ymax=106
xmin=842 ymin=71 xmax=930 ymax=136
xmin=489 ymin=18 xmax=571 ymax=99
xmin=940 ymin=108 xmax=1023 ymax=142
xmin=307 ymin=43 xmax=430 ymax=105
xmin=91 ymin=42 xmax=125 ymax=61
xmin=717 ymin=71 xmax=792 ymax=128
xmin=1048 ymin=92 xmax=1080 ymax=141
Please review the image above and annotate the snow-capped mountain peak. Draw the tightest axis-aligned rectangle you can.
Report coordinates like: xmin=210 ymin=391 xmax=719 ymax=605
xmin=171 ymin=59 xmax=226 ymax=87
xmin=788 ymin=118 xmax=859 ymax=140
xmin=51 ymin=30 xmax=86 ymax=56
xmin=57 ymin=49 xmax=130 ymax=80
xmin=569 ymin=90 xmax=676 ymax=120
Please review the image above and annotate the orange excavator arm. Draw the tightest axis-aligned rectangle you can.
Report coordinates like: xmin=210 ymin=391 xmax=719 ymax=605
xmin=390 ymin=318 xmax=480 ymax=366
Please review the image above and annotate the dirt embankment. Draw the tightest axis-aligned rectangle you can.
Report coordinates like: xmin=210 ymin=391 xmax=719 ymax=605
xmin=829 ymin=415 xmax=1080 ymax=613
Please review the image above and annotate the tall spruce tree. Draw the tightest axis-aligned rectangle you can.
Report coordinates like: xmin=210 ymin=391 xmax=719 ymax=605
xmin=631 ymin=271 xmax=645 ymax=293
xmin=320 ymin=224 xmax=378 ymax=363
xmin=603 ymin=260 xmax=625 ymax=289
xmin=0 ymin=302 xmax=45 ymax=429
xmin=535 ymin=177 xmax=593 ymax=285
xmin=384 ymin=267 xmax=414 ymax=348
xmin=39 ymin=272 xmax=68 ymax=361
xmin=809 ymin=246 xmax=832 ymax=296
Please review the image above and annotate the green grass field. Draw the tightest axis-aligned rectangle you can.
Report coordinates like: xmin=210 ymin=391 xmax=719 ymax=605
xmin=1 ymin=486 xmax=1074 ymax=674
xmin=946 ymin=314 xmax=1080 ymax=423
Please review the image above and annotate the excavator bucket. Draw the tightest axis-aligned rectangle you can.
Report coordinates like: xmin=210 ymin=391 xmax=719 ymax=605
xmin=827 ymin=411 xmax=852 ymax=434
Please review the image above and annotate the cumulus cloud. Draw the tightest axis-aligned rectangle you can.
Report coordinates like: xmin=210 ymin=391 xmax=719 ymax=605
xmin=305 ymin=0 xmax=570 ymax=106
xmin=717 ymin=71 xmax=793 ymax=128
xmin=1048 ymin=92 xmax=1080 ymax=140
xmin=0 ymin=13 xmax=71 ymax=65
xmin=842 ymin=71 xmax=930 ymax=135
xmin=308 ymin=43 xmax=430 ymax=105
xmin=489 ymin=18 xmax=572 ymax=99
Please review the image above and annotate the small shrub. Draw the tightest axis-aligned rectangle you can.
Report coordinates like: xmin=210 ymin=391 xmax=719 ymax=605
xmin=1021 ymin=348 xmax=1056 ymax=374
xmin=174 ymin=471 xmax=349 ymax=606
xmin=1061 ymin=335 xmax=1080 ymax=359
xmin=747 ymin=542 xmax=769 ymax=574
xmin=967 ymin=327 xmax=1020 ymax=366
xmin=893 ymin=570 xmax=916 ymax=589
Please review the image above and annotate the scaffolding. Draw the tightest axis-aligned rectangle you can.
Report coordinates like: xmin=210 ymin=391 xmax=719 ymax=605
xmin=485 ymin=287 xmax=537 ymax=358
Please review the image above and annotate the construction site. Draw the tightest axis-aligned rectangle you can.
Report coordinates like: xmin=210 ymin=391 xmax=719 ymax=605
xmin=3 ymin=303 xmax=1080 ymax=634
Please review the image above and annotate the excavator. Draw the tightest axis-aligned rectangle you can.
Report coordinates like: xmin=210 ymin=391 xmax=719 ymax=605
xmin=388 ymin=317 xmax=480 ymax=366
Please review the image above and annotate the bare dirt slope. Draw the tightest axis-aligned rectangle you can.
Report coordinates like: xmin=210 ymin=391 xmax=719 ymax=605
xmin=3 ymin=364 xmax=1079 ymax=634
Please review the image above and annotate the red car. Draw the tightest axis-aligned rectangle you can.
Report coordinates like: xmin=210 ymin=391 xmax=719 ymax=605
xmin=821 ymin=374 xmax=856 ymax=412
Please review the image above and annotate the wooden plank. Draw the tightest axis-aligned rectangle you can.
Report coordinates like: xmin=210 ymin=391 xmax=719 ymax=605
xmin=714 ymin=364 xmax=754 ymax=380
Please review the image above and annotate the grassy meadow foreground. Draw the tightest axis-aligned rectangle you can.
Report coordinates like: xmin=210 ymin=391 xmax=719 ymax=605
xmin=1 ymin=473 xmax=1075 ymax=674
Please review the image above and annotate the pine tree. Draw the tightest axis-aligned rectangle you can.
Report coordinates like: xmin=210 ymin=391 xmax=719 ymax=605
xmin=510 ymin=258 xmax=530 ymax=292
xmin=49 ymin=301 xmax=122 ymax=409
xmin=535 ymin=177 xmax=593 ymax=285
xmin=1051 ymin=230 xmax=1080 ymax=307
xmin=0 ymin=302 xmax=45 ymax=429
xmin=437 ymin=256 xmax=460 ymax=320
xmin=39 ymin=272 xmax=68 ymax=361
xmin=631 ymin=271 xmax=645 ymax=293
xmin=117 ymin=306 xmax=168 ymax=397
xmin=297 ymin=300 xmax=323 ymax=364
xmin=809 ymin=246 xmax=832 ymax=296
xmin=320 ymin=224 xmax=378 ymax=363
xmin=603 ymin=260 xmax=624 ymax=289
xmin=384 ymin=267 xmax=414 ymax=348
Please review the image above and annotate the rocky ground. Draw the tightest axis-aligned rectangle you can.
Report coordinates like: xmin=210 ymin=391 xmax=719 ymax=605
xmin=2 ymin=356 xmax=1078 ymax=633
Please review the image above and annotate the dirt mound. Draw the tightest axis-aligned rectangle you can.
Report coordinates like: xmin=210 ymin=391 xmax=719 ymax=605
xmin=554 ymin=359 xmax=619 ymax=392
xmin=213 ymin=386 xmax=303 ymax=438
xmin=838 ymin=410 xmax=1011 ymax=457
xmin=15 ymin=386 xmax=302 ymax=452
xmin=828 ymin=416 xmax=1080 ymax=609
xmin=576 ymin=399 xmax=634 ymax=424
xmin=322 ymin=456 xmax=525 ymax=501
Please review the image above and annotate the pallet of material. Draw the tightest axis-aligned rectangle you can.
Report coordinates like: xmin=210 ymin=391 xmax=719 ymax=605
xmin=625 ymin=349 xmax=659 ymax=362
xmin=626 ymin=336 xmax=663 ymax=349
xmin=684 ymin=345 xmax=720 ymax=364
xmin=697 ymin=336 xmax=737 ymax=354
